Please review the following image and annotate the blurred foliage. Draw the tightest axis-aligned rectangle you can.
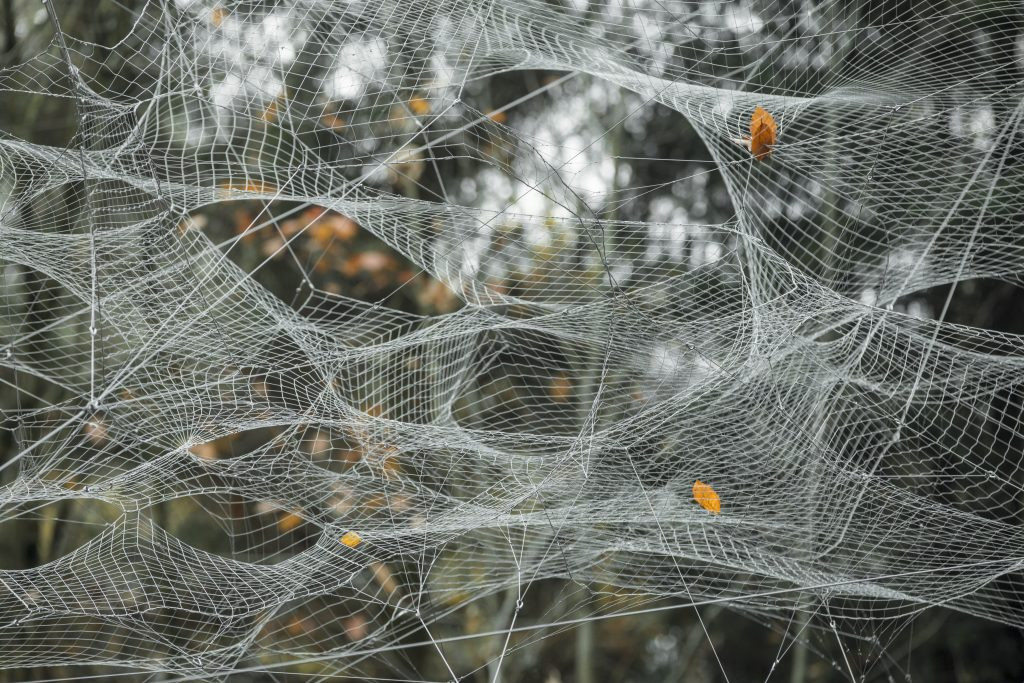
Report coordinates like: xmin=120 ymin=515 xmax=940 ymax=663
xmin=2 ymin=0 xmax=1024 ymax=681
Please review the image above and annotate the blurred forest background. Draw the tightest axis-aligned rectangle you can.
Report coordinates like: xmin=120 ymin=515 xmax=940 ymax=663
xmin=2 ymin=0 xmax=1024 ymax=681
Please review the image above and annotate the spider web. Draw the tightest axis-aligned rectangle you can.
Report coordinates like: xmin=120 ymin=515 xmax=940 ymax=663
xmin=2 ymin=0 xmax=1024 ymax=680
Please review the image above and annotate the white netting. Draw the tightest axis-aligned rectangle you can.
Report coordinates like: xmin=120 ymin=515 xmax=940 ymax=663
xmin=2 ymin=0 xmax=1024 ymax=679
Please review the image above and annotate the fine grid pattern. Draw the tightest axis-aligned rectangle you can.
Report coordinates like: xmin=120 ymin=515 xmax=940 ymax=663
xmin=1 ymin=0 xmax=1024 ymax=680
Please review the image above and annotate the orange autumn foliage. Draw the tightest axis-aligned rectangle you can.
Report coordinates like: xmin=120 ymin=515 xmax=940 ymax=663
xmin=343 ymin=614 xmax=369 ymax=641
xmin=320 ymin=113 xmax=346 ymax=130
xmin=692 ymin=480 xmax=721 ymax=514
xmin=278 ymin=511 xmax=304 ymax=533
xmin=408 ymin=96 xmax=431 ymax=116
xmin=262 ymin=92 xmax=288 ymax=123
xmin=341 ymin=251 xmax=398 ymax=278
xmin=417 ymin=278 xmax=461 ymax=313
xmin=549 ymin=374 xmax=573 ymax=402
xmin=306 ymin=213 xmax=359 ymax=247
xmin=286 ymin=615 xmax=311 ymax=637
xmin=219 ymin=181 xmax=277 ymax=197
xmin=748 ymin=106 xmax=777 ymax=161
xmin=340 ymin=530 xmax=362 ymax=548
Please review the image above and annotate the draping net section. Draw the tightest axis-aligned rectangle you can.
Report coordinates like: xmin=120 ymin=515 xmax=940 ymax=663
xmin=1 ymin=0 xmax=1024 ymax=678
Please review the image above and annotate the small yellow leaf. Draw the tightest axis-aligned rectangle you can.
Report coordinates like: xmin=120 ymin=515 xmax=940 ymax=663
xmin=211 ymin=6 xmax=227 ymax=27
xmin=692 ymin=480 xmax=721 ymax=514
xmin=340 ymin=530 xmax=362 ymax=548
xmin=278 ymin=512 xmax=304 ymax=533
xmin=408 ymin=96 xmax=431 ymax=116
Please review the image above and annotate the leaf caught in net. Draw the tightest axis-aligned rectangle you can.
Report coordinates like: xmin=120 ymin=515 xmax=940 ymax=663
xmin=748 ymin=106 xmax=777 ymax=161
xmin=692 ymin=480 xmax=721 ymax=514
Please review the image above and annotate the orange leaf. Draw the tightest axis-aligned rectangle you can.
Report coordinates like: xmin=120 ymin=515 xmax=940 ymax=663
xmin=549 ymin=374 xmax=572 ymax=402
xmin=748 ymin=106 xmax=777 ymax=161
xmin=340 ymin=530 xmax=362 ymax=548
xmin=307 ymin=222 xmax=336 ymax=249
xmin=286 ymin=615 xmax=310 ymax=637
xmin=320 ymin=114 xmax=346 ymax=130
xmin=408 ymin=96 xmax=431 ymax=116
xmin=278 ymin=512 xmax=304 ymax=533
xmin=692 ymin=480 xmax=721 ymax=514
xmin=343 ymin=614 xmax=369 ymax=641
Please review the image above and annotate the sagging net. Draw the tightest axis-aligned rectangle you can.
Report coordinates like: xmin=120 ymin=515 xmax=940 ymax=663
xmin=1 ymin=0 xmax=1023 ymax=679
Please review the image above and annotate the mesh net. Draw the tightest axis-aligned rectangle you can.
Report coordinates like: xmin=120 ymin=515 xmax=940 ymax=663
xmin=2 ymin=0 xmax=1024 ymax=679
